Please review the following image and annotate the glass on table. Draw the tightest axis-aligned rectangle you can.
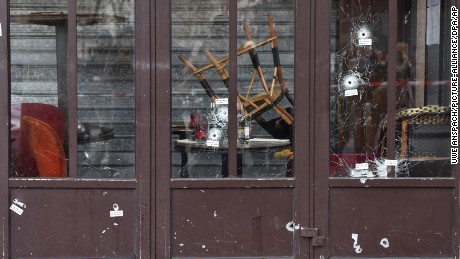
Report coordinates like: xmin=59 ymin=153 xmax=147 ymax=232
xmin=192 ymin=114 xmax=208 ymax=142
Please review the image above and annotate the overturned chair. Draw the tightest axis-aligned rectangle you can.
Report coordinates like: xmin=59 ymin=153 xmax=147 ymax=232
xmin=178 ymin=13 xmax=294 ymax=140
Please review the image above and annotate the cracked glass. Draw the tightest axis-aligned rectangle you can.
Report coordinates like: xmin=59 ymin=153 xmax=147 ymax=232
xmin=171 ymin=0 xmax=294 ymax=178
xmin=330 ymin=0 xmax=453 ymax=177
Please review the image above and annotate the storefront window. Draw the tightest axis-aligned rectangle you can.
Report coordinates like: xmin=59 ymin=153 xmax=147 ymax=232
xmin=330 ymin=0 xmax=453 ymax=177
xmin=9 ymin=0 xmax=136 ymax=178
xmin=10 ymin=1 xmax=69 ymax=178
xmin=171 ymin=0 xmax=294 ymax=178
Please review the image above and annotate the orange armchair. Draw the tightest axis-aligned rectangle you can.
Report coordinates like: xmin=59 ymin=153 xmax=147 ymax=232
xmin=11 ymin=103 xmax=67 ymax=177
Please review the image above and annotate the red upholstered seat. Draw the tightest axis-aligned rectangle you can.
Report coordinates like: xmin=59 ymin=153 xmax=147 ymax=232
xmin=11 ymin=103 xmax=66 ymax=177
xmin=20 ymin=116 xmax=67 ymax=177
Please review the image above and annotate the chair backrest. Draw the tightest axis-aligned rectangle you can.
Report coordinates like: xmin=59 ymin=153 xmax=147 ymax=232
xmin=11 ymin=103 xmax=66 ymax=177
xmin=376 ymin=105 xmax=450 ymax=158
xmin=20 ymin=116 xmax=68 ymax=177
xmin=178 ymin=14 xmax=294 ymax=139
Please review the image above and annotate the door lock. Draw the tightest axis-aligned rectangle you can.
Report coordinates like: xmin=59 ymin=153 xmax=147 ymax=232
xmin=301 ymin=228 xmax=325 ymax=247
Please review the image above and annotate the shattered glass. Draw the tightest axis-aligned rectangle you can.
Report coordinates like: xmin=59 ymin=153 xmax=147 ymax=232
xmin=330 ymin=0 xmax=453 ymax=177
xmin=171 ymin=0 xmax=294 ymax=178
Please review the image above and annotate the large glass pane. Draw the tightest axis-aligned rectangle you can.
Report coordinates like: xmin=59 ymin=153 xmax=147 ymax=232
xmin=171 ymin=0 xmax=294 ymax=178
xmin=77 ymin=0 xmax=135 ymax=178
xmin=329 ymin=0 xmax=454 ymax=178
xmin=237 ymin=1 xmax=295 ymax=178
xmin=10 ymin=1 xmax=69 ymax=177
xmin=9 ymin=0 xmax=135 ymax=179
xmin=171 ymin=1 xmax=229 ymax=178
xmin=390 ymin=0 xmax=453 ymax=177
xmin=329 ymin=0 xmax=389 ymax=177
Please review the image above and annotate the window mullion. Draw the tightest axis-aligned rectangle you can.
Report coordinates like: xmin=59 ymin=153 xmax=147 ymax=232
xmin=228 ymin=0 xmax=238 ymax=178
xmin=386 ymin=0 xmax=398 ymax=177
xmin=68 ymin=0 xmax=78 ymax=178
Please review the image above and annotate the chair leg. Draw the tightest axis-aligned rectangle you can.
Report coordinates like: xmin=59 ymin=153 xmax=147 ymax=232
xmin=401 ymin=119 xmax=408 ymax=158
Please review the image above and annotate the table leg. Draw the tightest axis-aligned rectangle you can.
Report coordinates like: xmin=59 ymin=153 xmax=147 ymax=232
xmin=222 ymin=154 xmax=229 ymax=178
xmin=221 ymin=153 xmax=242 ymax=177
xmin=180 ymin=151 xmax=189 ymax=178
xmin=237 ymin=154 xmax=242 ymax=177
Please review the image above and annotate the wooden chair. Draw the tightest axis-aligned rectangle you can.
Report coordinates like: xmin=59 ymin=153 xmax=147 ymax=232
xmin=377 ymin=105 xmax=451 ymax=176
xmin=178 ymin=13 xmax=293 ymax=138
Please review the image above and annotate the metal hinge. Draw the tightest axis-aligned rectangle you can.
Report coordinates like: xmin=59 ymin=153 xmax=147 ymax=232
xmin=301 ymin=228 xmax=325 ymax=247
